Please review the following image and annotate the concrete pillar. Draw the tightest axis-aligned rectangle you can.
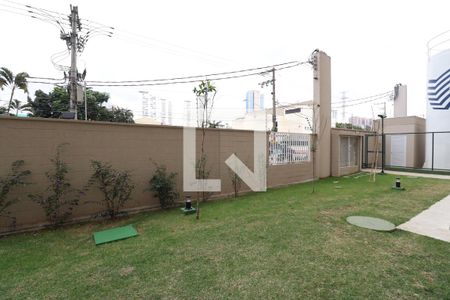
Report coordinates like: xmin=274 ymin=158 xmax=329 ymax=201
xmin=312 ymin=50 xmax=332 ymax=178
xmin=394 ymin=84 xmax=407 ymax=117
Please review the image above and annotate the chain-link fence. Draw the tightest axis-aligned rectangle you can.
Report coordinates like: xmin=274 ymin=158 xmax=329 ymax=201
xmin=363 ymin=131 xmax=450 ymax=173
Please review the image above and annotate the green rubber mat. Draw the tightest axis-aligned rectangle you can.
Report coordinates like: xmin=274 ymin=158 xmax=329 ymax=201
xmin=346 ymin=216 xmax=396 ymax=232
xmin=93 ymin=225 xmax=138 ymax=245
xmin=180 ymin=207 xmax=196 ymax=215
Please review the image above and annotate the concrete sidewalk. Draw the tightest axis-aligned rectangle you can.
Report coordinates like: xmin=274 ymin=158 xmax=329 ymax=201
xmin=361 ymin=169 xmax=450 ymax=180
xmin=397 ymin=194 xmax=450 ymax=243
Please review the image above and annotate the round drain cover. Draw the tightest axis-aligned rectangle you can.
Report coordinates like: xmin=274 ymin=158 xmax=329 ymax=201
xmin=346 ymin=216 xmax=396 ymax=232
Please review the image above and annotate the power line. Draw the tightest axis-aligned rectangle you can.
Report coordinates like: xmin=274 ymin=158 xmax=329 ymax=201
xmin=332 ymin=93 xmax=393 ymax=109
xmin=1 ymin=0 xmax=304 ymax=72
xmin=1 ymin=0 xmax=310 ymax=86
xmin=27 ymin=80 xmax=66 ymax=85
xmin=0 ymin=1 xmax=68 ymax=31
xmin=26 ymin=61 xmax=306 ymax=86
xmin=0 ymin=0 xmax=112 ymax=53
xmin=332 ymin=91 xmax=392 ymax=105
xmin=0 ymin=6 xmax=30 ymax=18
xmin=0 ymin=0 xmax=67 ymax=20
xmin=86 ymin=61 xmax=303 ymax=84
xmin=85 ymin=63 xmax=304 ymax=87
xmin=0 ymin=1 xmax=236 ymax=67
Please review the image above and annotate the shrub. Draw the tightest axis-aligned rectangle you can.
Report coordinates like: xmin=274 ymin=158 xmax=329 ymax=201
xmin=29 ymin=145 xmax=80 ymax=227
xmin=148 ymin=164 xmax=178 ymax=209
xmin=88 ymin=161 xmax=134 ymax=219
xmin=0 ymin=160 xmax=31 ymax=225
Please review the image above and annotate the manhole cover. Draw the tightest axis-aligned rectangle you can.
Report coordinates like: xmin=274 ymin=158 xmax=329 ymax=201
xmin=346 ymin=216 xmax=396 ymax=232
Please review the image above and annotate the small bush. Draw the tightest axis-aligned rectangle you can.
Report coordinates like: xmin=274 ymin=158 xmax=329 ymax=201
xmin=148 ymin=164 xmax=178 ymax=209
xmin=29 ymin=145 xmax=80 ymax=227
xmin=0 ymin=160 xmax=31 ymax=225
xmin=88 ymin=161 xmax=134 ymax=219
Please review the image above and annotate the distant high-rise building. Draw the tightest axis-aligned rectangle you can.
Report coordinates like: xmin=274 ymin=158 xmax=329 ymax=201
xmin=348 ymin=116 xmax=373 ymax=130
xmin=246 ymin=90 xmax=264 ymax=113
xmin=233 ymin=101 xmax=313 ymax=133
xmin=160 ymin=98 xmax=166 ymax=125
xmin=139 ymin=91 xmax=149 ymax=117
xmin=168 ymin=101 xmax=173 ymax=125
xmin=149 ymin=96 xmax=157 ymax=119
xmin=331 ymin=109 xmax=338 ymax=126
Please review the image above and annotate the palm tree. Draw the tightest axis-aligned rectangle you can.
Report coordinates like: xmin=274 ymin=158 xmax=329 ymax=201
xmin=10 ymin=99 xmax=28 ymax=116
xmin=207 ymin=120 xmax=223 ymax=128
xmin=0 ymin=67 xmax=29 ymax=115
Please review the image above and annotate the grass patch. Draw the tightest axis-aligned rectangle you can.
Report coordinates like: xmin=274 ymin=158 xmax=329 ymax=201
xmin=1 ymin=174 xmax=450 ymax=299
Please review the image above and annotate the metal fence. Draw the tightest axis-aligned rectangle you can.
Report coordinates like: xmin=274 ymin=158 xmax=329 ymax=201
xmin=363 ymin=131 xmax=450 ymax=173
xmin=269 ymin=132 xmax=311 ymax=165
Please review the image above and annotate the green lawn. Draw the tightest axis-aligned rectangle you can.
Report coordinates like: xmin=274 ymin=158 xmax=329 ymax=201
xmin=1 ymin=174 xmax=450 ymax=299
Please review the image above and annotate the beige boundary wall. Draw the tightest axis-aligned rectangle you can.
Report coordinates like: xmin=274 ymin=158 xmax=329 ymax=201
xmin=0 ymin=117 xmax=314 ymax=233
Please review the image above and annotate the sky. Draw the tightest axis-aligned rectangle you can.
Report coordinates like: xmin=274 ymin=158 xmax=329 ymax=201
xmin=1 ymin=0 xmax=449 ymax=126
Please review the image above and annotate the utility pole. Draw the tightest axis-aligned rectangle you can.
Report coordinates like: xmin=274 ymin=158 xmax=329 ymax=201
xmin=68 ymin=5 xmax=80 ymax=119
xmin=54 ymin=5 xmax=111 ymax=120
xmin=204 ymin=85 xmax=208 ymax=128
xmin=341 ymin=91 xmax=348 ymax=124
xmin=378 ymin=114 xmax=386 ymax=175
xmin=271 ymin=68 xmax=277 ymax=132
xmin=84 ymin=81 xmax=87 ymax=120
xmin=260 ymin=68 xmax=277 ymax=132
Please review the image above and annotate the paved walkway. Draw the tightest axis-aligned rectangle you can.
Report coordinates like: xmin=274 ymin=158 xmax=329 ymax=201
xmin=362 ymin=168 xmax=450 ymax=242
xmin=397 ymin=194 xmax=450 ymax=243
xmin=361 ymin=169 xmax=450 ymax=180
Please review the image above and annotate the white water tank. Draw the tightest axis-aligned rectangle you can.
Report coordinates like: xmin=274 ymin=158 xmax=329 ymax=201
xmin=424 ymin=49 xmax=450 ymax=170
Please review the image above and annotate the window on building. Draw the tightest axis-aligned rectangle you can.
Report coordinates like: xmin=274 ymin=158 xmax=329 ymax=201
xmin=340 ymin=136 xmax=359 ymax=167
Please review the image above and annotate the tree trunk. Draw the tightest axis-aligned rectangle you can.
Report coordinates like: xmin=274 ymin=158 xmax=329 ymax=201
xmin=6 ymin=86 xmax=15 ymax=115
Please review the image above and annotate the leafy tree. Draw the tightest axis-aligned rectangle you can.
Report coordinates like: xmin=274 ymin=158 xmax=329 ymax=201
xmin=77 ymin=88 xmax=114 ymax=121
xmin=0 ymin=67 xmax=29 ymax=115
xmin=108 ymin=106 xmax=134 ymax=123
xmin=26 ymin=88 xmax=68 ymax=118
xmin=26 ymin=86 xmax=134 ymax=123
xmin=0 ymin=106 xmax=7 ymax=115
